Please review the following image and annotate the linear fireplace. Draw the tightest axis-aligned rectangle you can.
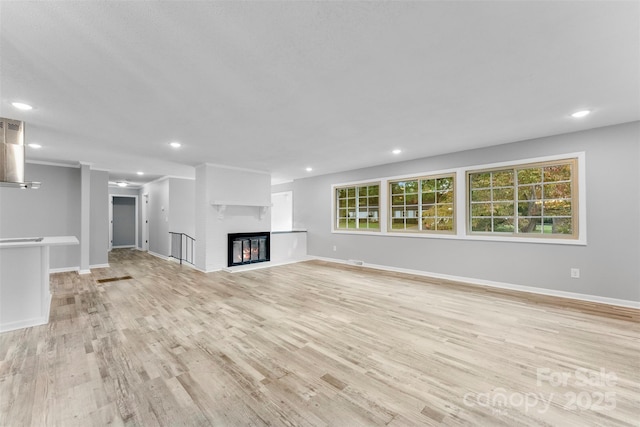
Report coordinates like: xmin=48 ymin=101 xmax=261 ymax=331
xmin=227 ymin=232 xmax=270 ymax=267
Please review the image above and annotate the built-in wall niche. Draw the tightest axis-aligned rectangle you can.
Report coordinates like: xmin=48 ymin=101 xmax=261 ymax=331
xmin=227 ymin=232 xmax=270 ymax=267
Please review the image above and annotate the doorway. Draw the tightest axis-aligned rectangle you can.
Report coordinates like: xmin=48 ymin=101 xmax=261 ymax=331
xmin=109 ymin=195 xmax=139 ymax=250
xmin=271 ymin=191 xmax=293 ymax=231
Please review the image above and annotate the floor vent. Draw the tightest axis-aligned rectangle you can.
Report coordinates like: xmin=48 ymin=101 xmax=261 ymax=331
xmin=96 ymin=275 xmax=132 ymax=283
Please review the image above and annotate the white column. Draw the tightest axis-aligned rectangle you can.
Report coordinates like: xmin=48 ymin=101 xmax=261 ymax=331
xmin=194 ymin=164 xmax=209 ymax=271
xmin=79 ymin=162 xmax=91 ymax=274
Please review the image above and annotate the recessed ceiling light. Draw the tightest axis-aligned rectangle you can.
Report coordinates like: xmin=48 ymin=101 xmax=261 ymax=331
xmin=12 ymin=102 xmax=33 ymax=111
xmin=137 ymin=171 xmax=144 ymax=176
xmin=392 ymin=149 xmax=402 ymax=155
xmin=28 ymin=143 xmax=42 ymax=149
xmin=571 ymin=110 xmax=591 ymax=118
xmin=305 ymin=167 xmax=313 ymax=172
xmin=170 ymin=141 xmax=181 ymax=148
xmin=117 ymin=181 xmax=128 ymax=187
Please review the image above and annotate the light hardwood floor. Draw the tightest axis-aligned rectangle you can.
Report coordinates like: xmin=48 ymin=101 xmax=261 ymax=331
xmin=1 ymin=249 xmax=638 ymax=426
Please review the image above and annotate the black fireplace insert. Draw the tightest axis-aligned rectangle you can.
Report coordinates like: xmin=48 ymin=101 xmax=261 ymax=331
xmin=227 ymin=232 xmax=270 ymax=267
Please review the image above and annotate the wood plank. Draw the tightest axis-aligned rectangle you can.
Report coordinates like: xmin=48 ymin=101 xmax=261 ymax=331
xmin=0 ymin=249 xmax=638 ymax=426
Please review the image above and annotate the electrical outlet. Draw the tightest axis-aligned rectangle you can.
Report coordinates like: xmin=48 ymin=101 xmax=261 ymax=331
xmin=570 ymin=268 xmax=580 ymax=279
xmin=333 ymin=245 xmax=337 ymax=251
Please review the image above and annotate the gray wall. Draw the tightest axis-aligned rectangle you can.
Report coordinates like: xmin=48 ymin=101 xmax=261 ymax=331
xmin=112 ymin=197 xmax=136 ymax=246
xmin=169 ymin=178 xmax=195 ymax=238
xmin=0 ymin=164 xmax=81 ymax=269
xmin=90 ymin=170 xmax=109 ymax=265
xmin=142 ymin=177 xmax=195 ymax=257
xmin=109 ymin=187 xmax=140 ymax=196
xmin=145 ymin=178 xmax=170 ymax=256
xmin=293 ymin=122 xmax=640 ymax=302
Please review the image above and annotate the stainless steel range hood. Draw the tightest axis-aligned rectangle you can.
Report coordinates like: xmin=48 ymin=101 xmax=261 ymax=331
xmin=0 ymin=118 xmax=40 ymax=189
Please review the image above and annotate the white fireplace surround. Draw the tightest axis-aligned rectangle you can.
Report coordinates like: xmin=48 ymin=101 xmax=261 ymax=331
xmin=195 ymin=163 xmax=305 ymax=272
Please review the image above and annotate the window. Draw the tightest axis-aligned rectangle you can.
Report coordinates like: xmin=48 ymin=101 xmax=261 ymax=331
xmin=335 ymin=183 xmax=380 ymax=230
xmin=468 ymin=158 xmax=577 ymax=237
xmin=389 ymin=174 xmax=455 ymax=233
xmin=331 ymin=153 xmax=583 ymax=244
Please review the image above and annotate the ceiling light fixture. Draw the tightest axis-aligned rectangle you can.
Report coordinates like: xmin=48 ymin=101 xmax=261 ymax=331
xmin=392 ymin=149 xmax=402 ymax=155
xmin=117 ymin=181 xmax=128 ymax=187
xmin=137 ymin=171 xmax=144 ymax=176
xmin=571 ymin=110 xmax=591 ymax=118
xmin=12 ymin=102 xmax=33 ymax=111
xmin=305 ymin=167 xmax=313 ymax=172
xmin=28 ymin=143 xmax=42 ymax=149
xmin=170 ymin=141 xmax=181 ymax=148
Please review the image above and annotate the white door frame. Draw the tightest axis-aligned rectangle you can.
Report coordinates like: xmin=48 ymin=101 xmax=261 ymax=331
xmin=142 ymin=193 xmax=149 ymax=251
xmin=109 ymin=194 xmax=139 ymax=249
xmin=108 ymin=195 xmax=113 ymax=252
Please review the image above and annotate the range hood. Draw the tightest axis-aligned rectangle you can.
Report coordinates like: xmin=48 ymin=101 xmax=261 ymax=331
xmin=0 ymin=118 xmax=40 ymax=189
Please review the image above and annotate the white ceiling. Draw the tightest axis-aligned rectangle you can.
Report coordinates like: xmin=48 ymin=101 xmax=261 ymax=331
xmin=1 ymin=1 xmax=638 ymax=186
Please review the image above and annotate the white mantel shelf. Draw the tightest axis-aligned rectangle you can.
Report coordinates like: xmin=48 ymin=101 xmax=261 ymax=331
xmin=211 ymin=201 xmax=272 ymax=220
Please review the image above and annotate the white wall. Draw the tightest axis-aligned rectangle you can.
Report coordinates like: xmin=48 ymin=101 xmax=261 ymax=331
xmin=292 ymin=122 xmax=640 ymax=303
xmin=195 ymin=164 xmax=271 ymax=271
xmin=271 ymin=191 xmax=293 ymax=232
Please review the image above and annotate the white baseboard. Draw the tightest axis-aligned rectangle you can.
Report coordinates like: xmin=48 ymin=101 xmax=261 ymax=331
xmin=49 ymin=266 xmax=79 ymax=273
xmin=0 ymin=316 xmax=48 ymax=333
xmin=146 ymin=251 xmax=215 ymax=273
xmin=167 ymin=256 xmax=200 ymax=270
xmin=50 ymin=264 xmax=109 ymax=274
xmin=147 ymin=251 xmax=169 ymax=261
xmin=112 ymin=245 xmax=136 ymax=249
xmin=193 ymin=265 xmax=218 ymax=273
xmin=222 ymin=258 xmax=308 ymax=274
xmin=310 ymin=256 xmax=640 ymax=309
xmin=90 ymin=263 xmax=110 ymax=269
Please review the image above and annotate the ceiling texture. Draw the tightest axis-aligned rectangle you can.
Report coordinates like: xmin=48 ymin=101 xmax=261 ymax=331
xmin=1 ymin=1 xmax=638 ymax=186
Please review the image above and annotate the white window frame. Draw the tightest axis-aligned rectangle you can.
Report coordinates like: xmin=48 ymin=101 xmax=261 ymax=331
xmin=331 ymin=152 xmax=587 ymax=245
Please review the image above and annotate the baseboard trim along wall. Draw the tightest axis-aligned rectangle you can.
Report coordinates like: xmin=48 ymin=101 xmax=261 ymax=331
xmin=91 ymin=263 xmax=110 ymax=269
xmin=311 ymin=256 xmax=640 ymax=309
xmin=147 ymin=251 xmax=169 ymax=261
xmin=166 ymin=256 xmax=199 ymax=270
xmin=222 ymin=258 xmax=312 ymax=274
xmin=49 ymin=263 xmax=110 ymax=274
xmin=0 ymin=315 xmax=49 ymax=333
xmin=0 ymin=294 xmax=52 ymax=333
xmin=147 ymin=250 xmax=216 ymax=273
xmin=50 ymin=266 xmax=79 ymax=274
